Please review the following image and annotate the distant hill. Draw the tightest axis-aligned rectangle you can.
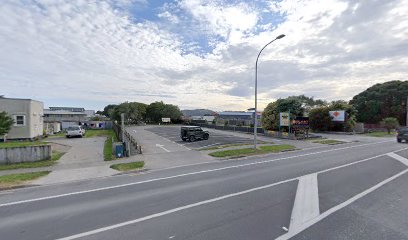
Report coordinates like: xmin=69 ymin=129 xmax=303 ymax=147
xmin=182 ymin=109 xmax=217 ymax=117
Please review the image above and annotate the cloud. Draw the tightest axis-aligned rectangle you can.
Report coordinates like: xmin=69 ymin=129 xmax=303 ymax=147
xmin=1 ymin=0 xmax=408 ymax=112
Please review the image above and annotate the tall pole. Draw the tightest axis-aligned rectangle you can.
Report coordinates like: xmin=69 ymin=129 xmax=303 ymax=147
xmin=254 ymin=34 xmax=286 ymax=149
xmin=406 ymin=96 xmax=408 ymax=126
xmin=121 ymin=113 xmax=125 ymax=143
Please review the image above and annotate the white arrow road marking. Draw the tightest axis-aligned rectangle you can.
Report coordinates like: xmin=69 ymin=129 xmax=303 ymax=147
xmin=156 ymin=144 xmax=171 ymax=152
xmin=387 ymin=152 xmax=408 ymax=166
xmin=289 ymin=174 xmax=319 ymax=234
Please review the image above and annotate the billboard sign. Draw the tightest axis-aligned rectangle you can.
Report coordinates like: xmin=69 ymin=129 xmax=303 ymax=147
xmin=329 ymin=111 xmax=345 ymax=122
xmin=161 ymin=117 xmax=171 ymax=123
xmin=279 ymin=112 xmax=290 ymax=126
xmin=293 ymin=117 xmax=309 ymax=127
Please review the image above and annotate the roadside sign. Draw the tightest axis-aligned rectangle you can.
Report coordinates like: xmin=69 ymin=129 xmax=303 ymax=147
xmin=280 ymin=112 xmax=290 ymax=126
xmin=161 ymin=117 xmax=171 ymax=123
xmin=329 ymin=111 xmax=345 ymax=122
xmin=293 ymin=117 xmax=309 ymax=128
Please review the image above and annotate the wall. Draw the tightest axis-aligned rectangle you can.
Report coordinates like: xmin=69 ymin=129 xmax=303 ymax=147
xmin=0 ymin=145 xmax=51 ymax=164
xmin=29 ymin=100 xmax=44 ymax=138
xmin=0 ymin=98 xmax=43 ymax=139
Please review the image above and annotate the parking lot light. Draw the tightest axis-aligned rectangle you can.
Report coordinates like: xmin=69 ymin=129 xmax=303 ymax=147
xmin=254 ymin=34 xmax=286 ymax=149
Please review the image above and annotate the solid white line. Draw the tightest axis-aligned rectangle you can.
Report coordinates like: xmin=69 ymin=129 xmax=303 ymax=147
xmin=387 ymin=152 xmax=408 ymax=166
xmin=276 ymin=168 xmax=408 ymax=240
xmin=0 ymin=141 xmax=401 ymax=208
xmin=56 ymin=178 xmax=297 ymax=240
xmin=289 ymin=174 xmax=319 ymax=233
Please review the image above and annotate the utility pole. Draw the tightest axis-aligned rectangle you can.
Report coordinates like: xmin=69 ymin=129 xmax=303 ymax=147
xmin=121 ymin=113 xmax=125 ymax=143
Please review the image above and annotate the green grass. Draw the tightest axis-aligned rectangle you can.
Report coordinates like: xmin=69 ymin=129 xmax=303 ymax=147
xmin=83 ymin=129 xmax=118 ymax=161
xmin=313 ymin=139 xmax=346 ymax=145
xmin=209 ymin=144 xmax=295 ymax=158
xmin=363 ymin=131 xmax=396 ymax=137
xmin=0 ymin=171 xmax=50 ymax=188
xmin=110 ymin=161 xmax=144 ymax=171
xmin=199 ymin=141 xmax=270 ymax=151
xmin=85 ymin=129 xmax=117 ymax=140
xmin=0 ymin=151 xmax=65 ymax=171
xmin=0 ymin=141 xmax=48 ymax=148
xmin=104 ymin=137 xmax=114 ymax=161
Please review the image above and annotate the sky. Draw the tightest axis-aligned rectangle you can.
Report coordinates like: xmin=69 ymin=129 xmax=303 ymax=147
xmin=1 ymin=0 xmax=407 ymax=111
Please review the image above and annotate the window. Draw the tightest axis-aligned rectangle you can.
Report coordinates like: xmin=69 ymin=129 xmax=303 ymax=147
xmin=14 ymin=115 xmax=25 ymax=126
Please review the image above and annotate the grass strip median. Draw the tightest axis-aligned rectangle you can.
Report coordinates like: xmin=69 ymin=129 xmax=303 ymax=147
xmin=0 ymin=141 xmax=48 ymax=148
xmin=313 ymin=139 xmax=346 ymax=145
xmin=0 ymin=151 xmax=65 ymax=171
xmin=209 ymin=144 xmax=295 ymax=158
xmin=110 ymin=161 xmax=145 ymax=172
xmin=0 ymin=171 xmax=50 ymax=189
xmin=199 ymin=141 xmax=270 ymax=151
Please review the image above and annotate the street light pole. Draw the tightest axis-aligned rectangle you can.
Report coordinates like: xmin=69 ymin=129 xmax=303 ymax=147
xmin=254 ymin=34 xmax=285 ymax=149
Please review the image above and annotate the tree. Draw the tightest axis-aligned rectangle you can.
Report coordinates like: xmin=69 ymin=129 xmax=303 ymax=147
xmin=381 ymin=117 xmax=399 ymax=134
xmin=350 ymin=80 xmax=408 ymax=125
xmin=261 ymin=98 xmax=305 ymax=130
xmin=109 ymin=102 xmax=147 ymax=124
xmin=146 ymin=101 xmax=182 ymax=123
xmin=308 ymin=100 xmax=356 ymax=132
xmin=0 ymin=111 xmax=14 ymax=136
xmin=101 ymin=104 xmax=117 ymax=117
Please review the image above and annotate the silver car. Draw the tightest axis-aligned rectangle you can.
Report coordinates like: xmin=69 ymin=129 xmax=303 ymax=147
xmin=65 ymin=126 xmax=86 ymax=138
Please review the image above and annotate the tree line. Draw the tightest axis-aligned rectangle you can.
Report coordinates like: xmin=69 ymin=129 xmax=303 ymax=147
xmin=261 ymin=80 xmax=407 ymax=131
xmin=98 ymin=101 xmax=183 ymax=124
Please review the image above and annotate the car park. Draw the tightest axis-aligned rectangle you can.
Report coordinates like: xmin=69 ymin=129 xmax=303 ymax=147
xmin=65 ymin=126 xmax=86 ymax=138
xmin=180 ymin=126 xmax=209 ymax=142
xmin=397 ymin=127 xmax=408 ymax=143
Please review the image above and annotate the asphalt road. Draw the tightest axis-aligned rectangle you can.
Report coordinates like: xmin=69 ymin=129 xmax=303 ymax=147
xmin=0 ymin=138 xmax=407 ymax=240
xmin=145 ymin=125 xmax=260 ymax=149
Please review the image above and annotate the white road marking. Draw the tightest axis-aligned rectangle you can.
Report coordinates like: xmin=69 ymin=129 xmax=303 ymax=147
xmin=276 ymin=168 xmax=408 ymax=240
xmin=387 ymin=152 xmax=408 ymax=166
xmin=133 ymin=130 xmax=137 ymax=133
xmin=0 ymin=142 xmax=403 ymax=208
xmin=156 ymin=144 xmax=171 ymax=152
xmin=289 ymin=174 xmax=319 ymax=234
xmin=56 ymin=178 xmax=297 ymax=240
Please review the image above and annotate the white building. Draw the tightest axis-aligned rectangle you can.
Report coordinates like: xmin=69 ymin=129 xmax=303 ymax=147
xmin=0 ymin=97 xmax=44 ymax=140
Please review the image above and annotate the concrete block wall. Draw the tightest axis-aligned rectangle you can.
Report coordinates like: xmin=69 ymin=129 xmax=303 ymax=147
xmin=0 ymin=145 xmax=51 ymax=164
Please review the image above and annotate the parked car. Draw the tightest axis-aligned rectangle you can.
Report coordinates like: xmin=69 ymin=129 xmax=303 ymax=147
xmin=397 ymin=127 xmax=408 ymax=143
xmin=180 ymin=126 xmax=209 ymax=142
xmin=65 ymin=126 xmax=86 ymax=138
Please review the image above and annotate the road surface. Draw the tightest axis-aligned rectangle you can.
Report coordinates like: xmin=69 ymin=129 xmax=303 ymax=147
xmin=0 ymin=139 xmax=407 ymax=240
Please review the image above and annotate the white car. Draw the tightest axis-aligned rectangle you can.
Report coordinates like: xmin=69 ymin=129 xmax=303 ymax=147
xmin=65 ymin=126 xmax=86 ymax=138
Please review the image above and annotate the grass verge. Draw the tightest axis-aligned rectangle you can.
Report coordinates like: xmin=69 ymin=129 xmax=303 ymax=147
xmin=110 ymin=161 xmax=145 ymax=172
xmin=313 ymin=139 xmax=346 ymax=145
xmin=363 ymin=131 xmax=396 ymax=137
xmin=0 ymin=171 xmax=50 ymax=189
xmin=199 ymin=141 xmax=270 ymax=151
xmin=209 ymin=144 xmax=295 ymax=158
xmin=0 ymin=151 xmax=65 ymax=171
xmin=0 ymin=141 xmax=48 ymax=148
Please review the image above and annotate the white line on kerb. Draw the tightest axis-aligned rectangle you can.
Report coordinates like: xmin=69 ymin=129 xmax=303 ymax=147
xmin=0 ymin=140 xmax=400 ymax=208
xmin=56 ymin=178 xmax=297 ymax=240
